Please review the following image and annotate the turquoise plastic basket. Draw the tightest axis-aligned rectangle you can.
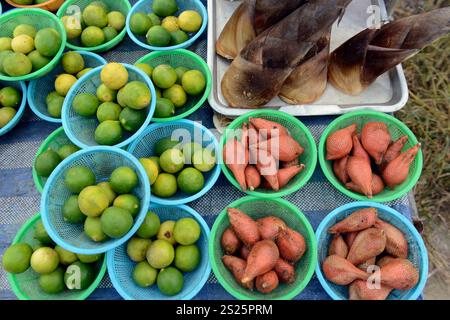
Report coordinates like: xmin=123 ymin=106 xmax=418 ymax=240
xmin=28 ymin=51 xmax=107 ymax=123
xmin=126 ymin=0 xmax=207 ymax=51
xmin=315 ymin=201 xmax=428 ymax=300
xmin=127 ymin=119 xmax=221 ymax=205
xmin=107 ymin=204 xmax=211 ymax=300
xmin=0 ymin=80 xmax=27 ymax=136
xmin=40 ymin=146 xmax=151 ymax=255
xmin=62 ymin=64 xmax=156 ymax=149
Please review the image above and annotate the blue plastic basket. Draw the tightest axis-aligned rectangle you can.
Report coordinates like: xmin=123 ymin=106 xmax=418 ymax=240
xmin=315 ymin=201 xmax=428 ymax=300
xmin=107 ymin=204 xmax=211 ymax=300
xmin=62 ymin=63 xmax=156 ymax=149
xmin=126 ymin=0 xmax=207 ymax=51
xmin=40 ymin=146 xmax=151 ymax=255
xmin=127 ymin=119 xmax=221 ymax=205
xmin=28 ymin=51 xmax=107 ymax=123
xmin=0 ymin=80 xmax=27 ymax=136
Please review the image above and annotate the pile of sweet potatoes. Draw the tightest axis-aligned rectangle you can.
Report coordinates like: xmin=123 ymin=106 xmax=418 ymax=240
xmin=321 ymin=207 xmax=420 ymax=300
xmin=221 ymin=207 xmax=307 ymax=294
xmin=223 ymin=118 xmax=306 ymax=192
xmin=326 ymin=122 xmax=421 ymax=197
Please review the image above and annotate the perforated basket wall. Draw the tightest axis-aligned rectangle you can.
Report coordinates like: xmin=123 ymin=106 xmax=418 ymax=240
xmin=209 ymin=197 xmax=317 ymax=300
xmin=62 ymin=64 xmax=156 ymax=149
xmin=136 ymin=49 xmax=212 ymax=122
xmin=28 ymin=51 xmax=107 ymax=123
xmin=220 ymin=110 xmax=317 ymax=199
xmin=318 ymin=110 xmax=423 ymax=203
xmin=40 ymin=146 xmax=151 ymax=255
xmin=7 ymin=214 xmax=107 ymax=300
xmin=107 ymin=204 xmax=211 ymax=300
xmin=0 ymin=80 xmax=27 ymax=136
xmin=0 ymin=8 xmax=66 ymax=81
xmin=315 ymin=202 xmax=428 ymax=300
xmin=126 ymin=0 xmax=207 ymax=51
xmin=57 ymin=0 xmax=131 ymax=52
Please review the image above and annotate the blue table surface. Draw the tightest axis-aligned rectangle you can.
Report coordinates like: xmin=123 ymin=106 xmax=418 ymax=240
xmin=0 ymin=0 xmax=417 ymax=300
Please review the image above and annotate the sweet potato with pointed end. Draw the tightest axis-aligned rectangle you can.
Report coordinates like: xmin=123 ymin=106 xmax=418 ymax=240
xmin=242 ymin=240 xmax=279 ymax=283
xmin=227 ymin=208 xmax=260 ymax=246
xmin=361 ymin=122 xmax=391 ymax=164
xmin=252 ymin=147 xmax=279 ymax=191
xmin=347 ymin=156 xmax=373 ymax=198
xmin=240 ymin=246 xmax=251 ymax=260
xmin=322 ymin=255 xmax=369 ymax=285
xmin=382 ymin=143 xmax=421 ymax=189
xmin=349 ymin=279 xmax=392 ymax=300
xmin=249 ymin=118 xmax=289 ymax=139
xmin=346 ymin=174 xmax=385 ymax=196
xmin=223 ymin=138 xmax=249 ymax=191
xmin=274 ymin=259 xmax=296 ymax=284
xmin=347 ymin=228 xmax=386 ymax=265
xmin=248 ymin=123 xmax=261 ymax=145
xmin=256 ymin=216 xmax=287 ymax=241
xmin=377 ymin=255 xmax=395 ymax=268
xmin=333 ymin=156 xmax=349 ymax=184
xmin=222 ymin=255 xmax=254 ymax=290
xmin=241 ymin=122 xmax=249 ymax=149
xmin=328 ymin=234 xmax=348 ymax=258
xmin=277 ymin=228 xmax=306 ymax=262
xmin=221 ymin=227 xmax=242 ymax=255
xmin=380 ymin=258 xmax=419 ymax=290
xmin=352 ymin=135 xmax=370 ymax=163
xmin=381 ymin=136 xmax=409 ymax=169
xmin=326 ymin=124 xmax=357 ymax=160
xmin=257 ymin=135 xmax=304 ymax=162
xmin=278 ymin=165 xmax=305 ymax=188
xmin=374 ymin=219 xmax=408 ymax=258
xmin=256 ymin=271 xmax=279 ymax=294
xmin=344 ymin=231 xmax=358 ymax=248
xmin=245 ymin=165 xmax=261 ymax=191
xmin=329 ymin=208 xmax=378 ymax=234
xmin=357 ymin=257 xmax=377 ymax=272
xmin=282 ymin=158 xmax=300 ymax=168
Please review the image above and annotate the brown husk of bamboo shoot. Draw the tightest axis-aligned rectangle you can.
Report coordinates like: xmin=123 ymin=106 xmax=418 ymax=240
xmin=328 ymin=7 xmax=450 ymax=95
xmin=221 ymin=0 xmax=351 ymax=108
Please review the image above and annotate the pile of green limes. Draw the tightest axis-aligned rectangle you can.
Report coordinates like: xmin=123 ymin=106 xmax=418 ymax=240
xmin=126 ymin=211 xmax=202 ymax=296
xmin=0 ymin=86 xmax=22 ymax=129
xmin=34 ymin=142 xmax=80 ymax=179
xmin=130 ymin=0 xmax=203 ymax=47
xmin=1 ymin=219 xmax=102 ymax=294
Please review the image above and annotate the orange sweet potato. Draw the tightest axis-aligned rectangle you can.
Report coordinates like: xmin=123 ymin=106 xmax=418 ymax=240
xmin=381 ymin=135 xmax=409 ymax=169
xmin=326 ymin=124 xmax=357 ymax=160
xmin=252 ymin=147 xmax=279 ymax=191
xmin=333 ymin=156 xmax=349 ymax=184
xmin=274 ymin=258 xmax=296 ymax=284
xmin=322 ymin=255 xmax=369 ymax=285
xmin=276 ymin=228 xmax=306 ymax=263
xmin=256 ymin=216 xmax=287 ymax=241
xmin=374 ymin=218 xmax=408 ymax=259
xmin=352 ymin=135 xmax=370 ymax=163
xmin=344 ymin=231 xmax=359 ymax=248
xmin=382 ymin=143 xmax=421 ymax=189
xmin=328 ymin=208 xmax=378 ymax=234
xmin=245 ymin=165 xmax=261 ymax=191
xmin=227 ymin=208 xmax=260 ymax=247
xmin=242 ymin=240 xmax=279 ymax=284
xmin=349 ymin=279 xmax=392 ymax=300
xmin=256 ymin=271 xmax=279 ymax=294
xmin=376 ymin=255 xmax=396 ymax=268
xmin=361 ymin=122 xmax=391 ymax=164
xmin=379 ymin=258 xmax=419 ymax=290
xmin=346 ymin=174 xmax=385 ymax=196
xmin=221 ymin=227 xmax=242 ymax=255
xmin=278 ymin=164 xmax=305 ymax=188
xmin=346 ymin=156 xmax=373 ymax=198
xmin=223 ymin=138 xmax=249 ymax=191
xmin=240 ymin=245 xmax=251 ymax=260
xmin=222 ymin=255 xmax=254 ymax=290
xmin=328 ymin=234 xmax=348 ymax=258
xmin=257 ymin=135 xmax=304 ymax=162
xmin=347 ymin=228 xmax=386 ymax=265
xmin=249 ymin=117 xmax=289 ymax=139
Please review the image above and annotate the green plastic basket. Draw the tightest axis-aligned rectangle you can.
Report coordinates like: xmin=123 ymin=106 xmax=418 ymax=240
xmin=135 ymin=49 xmax=212 ymax=122
xmin=318 ymin=110 xmax=423 ymax=203
xmin=219 ymin=110 xmax=317 ymax=198
xmin=209 ymin=196 xmax=317 ymax=300
xmin=32 ymin=127 xmax=79 ymax=194
xmin=7 ymin=213 xmax=107 ymax=300
xmin=0 ymin=8 xmax=67 ymax=81
xmin=56 ymin=0 xmax=131 ymax=52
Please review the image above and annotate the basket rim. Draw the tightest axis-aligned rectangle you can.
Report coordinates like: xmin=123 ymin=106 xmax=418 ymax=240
xmin=0 ymin=8 xmax=67 ymax=82
xmin=28 ymin=51 xmax=107 ymax=123
xmin=314 ymin=201 xmax=429 ymax=300
xmin=318 ymin=110 xmax=423 ymax=203
xmin=219 ymin=109 xmax=318 ymax=199
xmin=127 ymin=119 xmax=221 ymax=205
xmin=5 ymin=0 xmax=63 ymax=10
xmin=0 ymin=80 xmax=27 ymax=136
xmin=7 ymin=213 xmax=108 ymax=300
xmin=61 ymin=63 xmax=157 ymax=149
xmin=56 ymin=0 xmax=131 ymax=52
xmin=125 ymin=0 xmax=208 ymax=52
xmin=40 ymin=146 xmax=151 ymax=255
xmin=135 ymin=49 xmax=212 ymax=123
xmin=106 ymin=203 xmax=211 ymax=300
xmin=209 ymin=196 xmax=318 ymax=300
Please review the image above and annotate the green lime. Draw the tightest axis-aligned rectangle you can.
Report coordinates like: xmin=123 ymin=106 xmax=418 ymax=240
xmin=2 ymin=243 xmax=32 ymax=274
xmin=101 ymin=63 xmax=129 ymax=90
xmin=62 ymin=51 xmax=85 ymax=75
xmin=46 ymin=92 xmax=64 ymax=118
xmin=13 ymin=24 xmax=37 ymax=38
xmin=78 ymin=185 xmax=109 ymax=217
xmin=130 ymin=13 xmax=152 ymax=36
xmin=63 ymin=195 xmax=86 ymax=224
xmin=61 ymin=16 xmax=82 ymax=40
xmin=157 ymin=220 xmax=176 ymax=245
xmin=34 ymin=221 xmax=54 ymax=245
xmin=11 ymin=34 xmax=35 ymax=55
xmin=152 ymin=0 xmax=178 ymax=17
xmin=192 ymin=148 xmax=216 ymax=172
xmin=148 ymin=13 xmax=161 ymax=26
xmin=173 ymin=217 xmax=201 ymax=245
xmin=157 ymin=267 xmax=183 ymax=296
xmin=0 ymin=107 xmax=16 ymax=128
xmin=64 ymin=261 xmax=95 ymax=290
xmin=34 ymin=28 xmax=61 ymax=58
xmin=170 ymin=30 xmax=189 ymax=46
xmin=103 ymin=26 xmax=118 ymax=42
xmin=83 ymin=4 xmax=108 ymax=28
xmin=0 ymin=37 xmax=12 ymax=51
xmin=81 ymin=26 xmax=105 ymax=47
xmin=28 ymin=50 xmax=50 ymax=71
xmin=163 ymin=84 xmax=187 ymax=108
xmin=64 ymin=166 xmax=96 ymax=194
xmin=73 ymin=93 xmax=100 ymax=117
xmin=127 ymin=237 xmax=151 ymax=262
xmin=181 ymin=142 xmax=202 ymax=165
xmin=90 ymin=1 xmax=108 ymax=10
xmin=136 ymin=211 xmax=161 ymax=239
xmin=178 ymin=10 xmax=203 ymax=33
xmin=107 ymin=11 xmax=126 ymax=31
xmin=0 ymin=86 xmax=21 ymax=108
xmin=55 ymin=74 xmax=77 ymax=97
xmin=96 ymin=84 xmax=118 ymax=102
xmin=84 ymin=217 xmax=108 ymax=242
xmin=31 ymin=247 xmax=60 ymax=274
xmin=175 ymin=244 xmax=200 ymax=272
xmin=134 ymin=63 xmax=153 ymax=78
xmin=154 ymin=97 xmax=175 ymax=118
xmin=35 ymin=149 xmax=61 ymax=178
xmin=119 ymin=107 xmax=146 ymax=132
xmin=146 ymin=26 xmax=171 ymax=47
xmin=120 ymin=81 xmax=151 ymax=110
xmin=97 ymin=102 xmax=122 ymax=122
xmin=0 ymin=50 xmax=12 ymax=74
xmin=57 ymin=144 xmax=80 ymax=160
xmin=3 ymin=52 xmax=32 ymax=76
xmin=149 ymin=156 xmax=161 ymax=172
xmin=152 ymin=173 xmax=177 ymax=198
xmin=152 ymin=64 xmax=177 ymax=89
xmin=162 ymin=16 xmax=179 ymax=32
xmin=154 ymin=136 xmax=180 ymax=156
xmin=160 ymin=149 xmax=184 ymax=173
xmin=177 ymin=167 xmax=204 ymax=195
xmin=77 ymin=68 xmax=93 ymax=79
xmin=182 ymin=70 xmax=206 ymax=96
xmin=113 ymin=194 xmax=140 ymax=217
xmin=109 ymin=166 xmax=138 ymax=194
xmin=39 ymin=267 xmax=65 ymax=294
xmin=97 ymin=182 xmax=117 ymax=205
xmin=139 ymin=158 xmax=159 ymax=186
xmin=101 ymin=206 xmax=134 ymax=238
xmin=77 ymin=253 xmax=102 ymax=264
xmin=55 ymin=246 xmax=78 ymax=266
xmin=95 ymin=120 xmax=123 ymax=145
xmin=146 ymin=239 xmax=174 ymax=269
xmin=174 ymin=66 xmax=189 ymax=85
xmin=133 ymin=261 xmax=157 ymax=287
